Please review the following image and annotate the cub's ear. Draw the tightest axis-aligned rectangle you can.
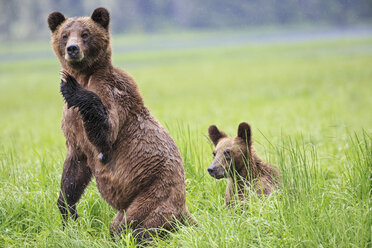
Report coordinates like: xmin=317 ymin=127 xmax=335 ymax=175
xmin=48 ymin=12 xmax=66 ymax=32
xmin=237 ymin=122 xmax=252 ymax=146
xmin=208 ymin=125 xmax=227 ymax=146
xmin=91 ymin=7 xmax=110 ymax=30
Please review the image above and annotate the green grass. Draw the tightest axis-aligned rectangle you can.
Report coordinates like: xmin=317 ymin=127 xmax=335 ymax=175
xmin=0 ymin=30 xmax=371 ymax=247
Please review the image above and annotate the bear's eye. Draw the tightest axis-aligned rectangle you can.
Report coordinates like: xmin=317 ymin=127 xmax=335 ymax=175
xmin=224 ymin=150 xmax=231 ymax=159
xmin=62 ymin=35 xmax=68 ymax=41
xmin=81 ymin=33 xmax=89 ymax=39
xmin=212 ymin=151 xmax=216 ymax=157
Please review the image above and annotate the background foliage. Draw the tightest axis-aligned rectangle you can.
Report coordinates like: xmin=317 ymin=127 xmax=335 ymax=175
xmin=0 ymin=0 xmax=372 ymax=40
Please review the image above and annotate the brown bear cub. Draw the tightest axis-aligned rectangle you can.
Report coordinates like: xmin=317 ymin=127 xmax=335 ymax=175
xmin=48 ymin=7 xmax=194 ymax=241
xmin=208 ymin=122 xmax=280 ymax=207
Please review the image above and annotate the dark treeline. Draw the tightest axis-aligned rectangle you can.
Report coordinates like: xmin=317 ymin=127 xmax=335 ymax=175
xmin=0 ymin=0 xmax=371 ymax=40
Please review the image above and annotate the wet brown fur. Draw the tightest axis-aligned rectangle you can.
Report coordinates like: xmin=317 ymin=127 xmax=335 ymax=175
xmin=208 ymin=122 xmax=280 ymax=207
xmin=48 ymin=8 xmax=194 ymax=241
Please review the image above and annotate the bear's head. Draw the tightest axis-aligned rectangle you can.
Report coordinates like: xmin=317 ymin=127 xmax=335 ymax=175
xmin=48 ymin=7 xmax=111 ymax=71
xmin=207 ymin=122 xmax=252 ymax=179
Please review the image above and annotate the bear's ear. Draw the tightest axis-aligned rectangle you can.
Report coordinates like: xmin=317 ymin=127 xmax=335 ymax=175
xmin=91 ymin=7 xmax=110 ymax=30
xmin=208 ymin=125 xmax=227 ymax=146
xmin=237 ymin=122 xmax=252 ymax=146
xmin=48 ymin=12 xmax=66 ymax=32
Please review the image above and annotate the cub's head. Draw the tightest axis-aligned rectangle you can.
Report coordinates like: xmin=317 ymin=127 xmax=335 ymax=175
xmin=207 ymin=122 xmax=252 ymax=179
xmin=48 ymin=7 xmax=111 ymax=70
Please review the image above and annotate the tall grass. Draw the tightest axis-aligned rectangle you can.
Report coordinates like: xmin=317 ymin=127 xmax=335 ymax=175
xmin=0 ymin=31 xmax=371 ymax=247
xmin=271 ymin=134 xmax=371 ymax=247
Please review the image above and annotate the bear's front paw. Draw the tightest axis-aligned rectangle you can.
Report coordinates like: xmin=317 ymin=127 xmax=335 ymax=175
xmin=60 ymin=70 xmax=79 ymax=88
xmin=98 ymin=152 xmax=111 ymax=164
xmin=60 ymin=70 xmax=81 ymax=108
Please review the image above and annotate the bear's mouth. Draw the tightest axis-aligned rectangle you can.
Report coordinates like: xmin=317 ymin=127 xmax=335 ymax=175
xmin=65 ymin=53 xmax=84 ymax=62
xmin=212 ymin=174 xmax=226 ymax=179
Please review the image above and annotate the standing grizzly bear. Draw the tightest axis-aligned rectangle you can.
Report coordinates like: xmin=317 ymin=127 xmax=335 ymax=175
xmin=47 ymin=7 xmax=194 ymax=240
xmin=207 ymin=122 xmax=280 ymax=207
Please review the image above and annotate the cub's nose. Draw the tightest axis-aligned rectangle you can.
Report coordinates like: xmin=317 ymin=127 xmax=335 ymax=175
xmin=207 ymin=165 xmax=216 ymax=175
xmin=67 ymin=44 xmax=80 ymax=56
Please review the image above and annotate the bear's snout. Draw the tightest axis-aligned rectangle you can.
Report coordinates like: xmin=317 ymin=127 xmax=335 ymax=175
xmin=67 ymin=44 xmax=80 ymax=57
xmin=207 ymin=165 xmax=225 ymax=179
xmin=64 ymin=39 xmax=84 ymax=62
xmin=207 ymin=165 xmax=216 ymax=175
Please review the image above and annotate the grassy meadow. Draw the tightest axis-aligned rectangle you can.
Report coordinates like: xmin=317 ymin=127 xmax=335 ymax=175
xmin=0 ymin=29 xmax=371 ymax=247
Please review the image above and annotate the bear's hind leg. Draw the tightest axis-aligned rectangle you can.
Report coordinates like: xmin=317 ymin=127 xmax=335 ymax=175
xmin=109 ymin=198 xmax=160 ymax=243
xmin=130 ymin=211 xmax=177 ymax=243
xmin=109 ymin=211 xmax=125 ymax=237
xmin=109 ymin=209 xmax=147 ymax=238
xmin=57 ymin=151 xmax=92 ymax=227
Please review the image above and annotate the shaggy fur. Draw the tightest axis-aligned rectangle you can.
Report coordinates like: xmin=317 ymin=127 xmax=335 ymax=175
xmin=48 ymin=7 xmax=195 ymax=241
xmin=208 ymin=122 xmax=280 ymax=207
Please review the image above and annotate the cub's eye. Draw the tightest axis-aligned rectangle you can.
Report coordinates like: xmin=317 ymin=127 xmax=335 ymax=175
xmin=81 ymin=33 xmax=88 ymax=39
xmin=62 ymin=35 xmax=68 ymax=41
xmin=224 ymin=150 xmax=231 ymax=158
xmin=212 ymin=151 xmax=216 ymax=157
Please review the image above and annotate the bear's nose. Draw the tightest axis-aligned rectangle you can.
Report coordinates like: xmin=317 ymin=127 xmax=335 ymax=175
xmin=207 ymin=165 xmax=216 ymax=175
xmin=67 ymin=44 xmax=80 ymax=56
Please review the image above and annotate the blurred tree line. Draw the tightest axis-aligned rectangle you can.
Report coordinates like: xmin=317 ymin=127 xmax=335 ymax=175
xmin=0 ymin=0 xmax=371 ymax=40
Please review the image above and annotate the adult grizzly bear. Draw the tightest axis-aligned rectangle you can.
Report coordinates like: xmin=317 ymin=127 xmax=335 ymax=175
xmin=48 ymin=7 xmax=194 ymax=241
xmin=207 ymin=122 xmax=280 ymax=207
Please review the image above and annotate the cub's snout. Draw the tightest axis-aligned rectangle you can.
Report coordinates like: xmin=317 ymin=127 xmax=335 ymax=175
xmin=207 ymin=164 xmax=225 ymax=179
